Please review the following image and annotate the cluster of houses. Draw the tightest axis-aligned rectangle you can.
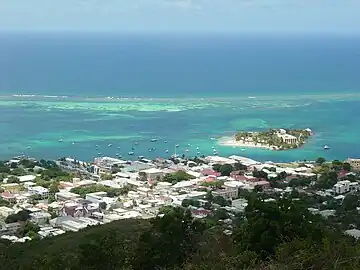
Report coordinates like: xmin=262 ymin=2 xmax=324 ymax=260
xmin=1 ymin=155 xmax=360 ymax=242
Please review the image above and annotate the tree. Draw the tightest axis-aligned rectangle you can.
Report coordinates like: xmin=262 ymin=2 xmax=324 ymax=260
xmin=252 ymin=170 xmax=268 ymax=179
xmin=254 ymin=185 xmax=263 ymax=193
xmin=219 ymin=164 xmax=234 ymax=176
xmin=48 ymin=195 xmax=56 ymax=204
xmin=99 ymin=202 xmax=107 ymax=212
xmin=234 ymin=162 xmax=247 ymax=171
xmin=5 ymin=210 xmax=31 ymax=223
xmin=49 ymin=182 xmax=59 ymax=194
xmin=316 ymin=157 xmax=326 ymax=165
xmin=343 ymin=162 xmax=352 ymax=171
xmin=7 ymin=176 xmax=19 ymax=183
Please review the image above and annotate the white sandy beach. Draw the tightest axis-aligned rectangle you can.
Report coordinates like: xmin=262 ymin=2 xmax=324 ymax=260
xmin=218 ymin=136 xmax=274 ymax=150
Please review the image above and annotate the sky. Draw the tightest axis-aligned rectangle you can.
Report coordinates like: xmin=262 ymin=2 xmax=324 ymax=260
xmin=0 ymin=0 xmax=359 ymax=34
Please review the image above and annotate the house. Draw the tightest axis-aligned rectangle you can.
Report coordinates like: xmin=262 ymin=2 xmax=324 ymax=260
xmin=345 ymin=229 xmax=360 ymax=239
xmin=0 ymin=206 xmax=15 ymax=218
xmin=201 ymin=169 xmax=221 ymax=177
xmin=30 ymin=212 xmax=51 ymax=225
xmin=141 ymin=168 xmax=164 ymax=181
xmin=213 ymin=188 xmax=238 ymax=200
xmin=333 ymin=183 xmax=345 ymax=194
xmin=345 ymin=158 xmax=360 ymax=171
xmin=1 ymin=183 xmax=21 ymax=192
xmin=85 ymin=192 xmax=107 ymax=203
xmin=277 ymin=132 xmax=298 ymax=144
xmin=60 ymin=201 xmax=99 ymax=217
xmin=0 ymin=222 xmax=21 ymax=236
xmin=205 ymin=156 xmax=237 ymax=165
xmin=349 ymin=182 xmax=360 ymax=192
xmin=254 ymin=180 xmax=271 ymax=189
xmin=28 ymin=186 xmax=49 ymax=199
xmin=1 ymin=192 xmax=16 ymax=203
xmin=18 ymin=175 xmax=36 ymax=183
xmin=55 ymin=191 xmax=81 ymax=201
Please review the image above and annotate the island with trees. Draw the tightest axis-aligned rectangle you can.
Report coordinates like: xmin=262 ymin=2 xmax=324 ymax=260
xmin=219 ymin=128 xmax=313 ymax=150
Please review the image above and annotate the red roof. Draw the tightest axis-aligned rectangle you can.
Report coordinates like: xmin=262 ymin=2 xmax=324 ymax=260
xmin=1 ymin=191 xmax=15 ymax=199
xmin=201 ymin=169 xmax=220 ymax=177
xmin=338 ymin=170 xmax=350 ymax=178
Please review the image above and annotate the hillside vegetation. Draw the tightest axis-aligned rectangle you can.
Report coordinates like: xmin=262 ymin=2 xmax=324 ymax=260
xmin=0 ymin=192 xmax=360 ymax=270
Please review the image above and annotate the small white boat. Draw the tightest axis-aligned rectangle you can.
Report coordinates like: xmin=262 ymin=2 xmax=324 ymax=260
xmin=210 ymin=137 xmax=215 ymax=141
xmin=117 ymin=146 xmax=121 ymax=149
xmin=164 ymin=140 xmax=168 ymax=143
xmin=324 ymin=145 xmax=330 ymax=150
xmin=187 ymin=143 xmax=191 ymax=147
xmin=115 ymin=153 xmax=119 ymax=156
xmin=186 ymin=149 xmax=189 ymax=152
xmin=150 ymin=139 xmax=158 ymax=142
xmin=97 ymin=152 xmax=102 ymax=155
xmin=27 ymin=146 xmax=31 ymax=149
xmin=128 ymin=152 xmax=134 ymax=155
xmin=138 ymin=156 xmax=145 ymax=159
xmin=196 ymin=146 xmax=199 ymax=150
xmin=108 ymin=144 xmax=112 ymax=147
xmin=212 ymin=146 xmax=215 ymax=149
xmin=241 ymin=148 xmax=246 ymax=151
xmin=95 ymin=145 xmax=99 ymax=148
xmin=197 ymin=151 xmax=200 ymax=155
xmin=72 ymin=142 xmax=75 ymax=145
xmin=165 ymin=149 xmax=169 ymax=153
xmin=175 ymin=144 xmax=180 ymax=148
xmin=59 ymin=139 xmax=63 ymax=142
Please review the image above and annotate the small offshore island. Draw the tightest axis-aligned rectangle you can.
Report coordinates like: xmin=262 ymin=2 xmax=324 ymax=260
xmin=220 ymin=128 xmax=313 ymax=150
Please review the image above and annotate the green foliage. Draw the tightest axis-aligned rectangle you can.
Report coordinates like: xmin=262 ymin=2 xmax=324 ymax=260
xmin=71 ymin=184 xmax=130 ymax=198
xmin=252 ymin=170 xmax=268 ymax=179
xmin=1 ymin=190 xmax=360 ymax=270
xmin=233 ymin=162 xmax=247 ymax=171
xmin=212 ymin=163 xmax=234 ymax=176
xmin=7 ymin=176 xmax=19 ymax=183
xmin=289 ymin=177 xmax=312 ymax=187
xmin=315 ymin=171 xmax=338 ymax=189
xmin=182 ymin=199 xmax=200 ymax=208
xmin=316 ymin=157 xmax=326 ymax=164
xmin=5 ymin=210 xmax=31 ymax=224
xmin=211 ymin=195 xmax=231 ymax=207
xmin=343 ymin=162 xmax=352 ymax=171
xmin=17 ymin=221 xmax=40 ymax=237
xmin=200 ymin=180 xmax=224 ymax=189
xmin=163 ymin=170 xmax=195 ymax=184
xmin=11 ymin=167 xmax=27 ymax=176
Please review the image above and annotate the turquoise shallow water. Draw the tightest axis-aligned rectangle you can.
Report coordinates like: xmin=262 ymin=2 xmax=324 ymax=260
xmin=0 ymin=93 xmax=359 ymax=162
xmin=1 ymin=34 xmax=360 ymax=161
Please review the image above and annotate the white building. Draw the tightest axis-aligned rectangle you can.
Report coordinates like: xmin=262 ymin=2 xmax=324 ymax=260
xmin=28 ymin=186 xmax=49 ymax=199
xmin=55 ymin=191 xmax=81 ymax=201
xmin=30 ymin=212 xmax=51 ymax=225
xmin=277 ymin=134 xmax=298 ymax=144
xmin=18 ymin=175 xmax=36 ymax=183
xmin=205 ymin=156 xmax=237 ymax=165
xmin=333 ymin=180 xmax=351 ymax=194
xmin=213 ymin=188 xmax=238 ymax=200
xmin=85 ymin=192 xmax=108 ymax=203
xmin=141 ymin=168 xmax=164 ymax=181
xmin=0 ymin=206 xmax=15 ymax=218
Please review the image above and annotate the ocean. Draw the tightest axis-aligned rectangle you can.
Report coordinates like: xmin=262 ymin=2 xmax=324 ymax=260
xmin=0 ymin=33 xmax=360 ymax=162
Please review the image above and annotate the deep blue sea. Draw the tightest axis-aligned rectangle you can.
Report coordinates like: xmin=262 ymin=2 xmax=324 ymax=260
xmin=0 ymin=33 xmax=360 ymax=162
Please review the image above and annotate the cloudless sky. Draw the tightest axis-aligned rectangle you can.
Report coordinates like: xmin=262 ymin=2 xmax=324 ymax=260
xmin=1 ymin=0 xmax=359 ymax=34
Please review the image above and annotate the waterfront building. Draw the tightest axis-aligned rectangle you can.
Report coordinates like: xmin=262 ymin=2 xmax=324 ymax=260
xmin=345 ymin=158 xmax=360 ymax=171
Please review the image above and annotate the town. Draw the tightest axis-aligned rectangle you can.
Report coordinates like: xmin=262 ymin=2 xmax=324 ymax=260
xmin=1 ymin=153 xmax=360 ymax=242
